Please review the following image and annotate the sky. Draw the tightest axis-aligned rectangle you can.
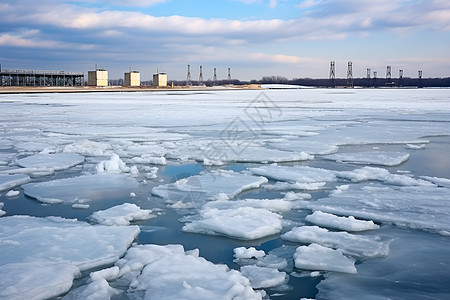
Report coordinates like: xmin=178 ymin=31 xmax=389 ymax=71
xmin=0 ymin=0 xmax=449 ymax=81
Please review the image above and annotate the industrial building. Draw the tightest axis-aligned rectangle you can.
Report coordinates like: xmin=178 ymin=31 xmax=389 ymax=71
xmin=124 ymin=71 xmax=140 ymax=87
xmin=0 ymin=65 xmax=84 ymax=87
xmin=88 ymin=69 xmax=108 ymax=87
xmin=153 ymin=73 xmax=167 ymax=87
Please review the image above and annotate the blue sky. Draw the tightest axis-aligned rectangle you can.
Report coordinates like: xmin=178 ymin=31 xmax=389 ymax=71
xmin=1 ymin=0 xmax=449 ymax=81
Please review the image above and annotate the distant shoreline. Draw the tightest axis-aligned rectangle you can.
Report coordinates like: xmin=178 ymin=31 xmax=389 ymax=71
xmin=0 ymin=85 xmax=262 ymax=94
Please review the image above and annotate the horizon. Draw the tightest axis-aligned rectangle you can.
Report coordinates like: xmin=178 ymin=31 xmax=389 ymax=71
xmin=1 ymin=0 xmax=449 ymax=81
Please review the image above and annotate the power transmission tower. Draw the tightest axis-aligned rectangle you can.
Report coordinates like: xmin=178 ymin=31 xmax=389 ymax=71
xmin=199 ymin=66 xmax=203 ymax=84
xmin=347 ymin=61 xmax=353 ymax=88
xmin=227 ymin=68 xmax=231 ymax=83
xmin=418 ymin=70 xmax=423 ymax=88
xmin=187 ymin=64 xmax=191 ymax=86
xmin=398 ymin=69 xmax=403 ymax=87
xmin=213 ymin=68 xmax=217 ymax=85
xmin=329 ymin=61 xmax=336 ymax=88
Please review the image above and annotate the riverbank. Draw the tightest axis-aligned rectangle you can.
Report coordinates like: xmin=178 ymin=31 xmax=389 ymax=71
xmin=0 ymin=84 xmax=262 ymax=94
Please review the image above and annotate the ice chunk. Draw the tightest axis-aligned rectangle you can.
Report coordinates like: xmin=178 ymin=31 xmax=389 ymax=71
xmin=0 ymin=174 xmax=31 ymax=192
xmin=250 ymin=165 xmax=336 ymax=183
xmin=269 ymin=140 xmax=339 ymax=155
xmin=131 ymin=155 xmax=167 ymax=165
xmin=116 ymin=244 xmax=263 ymax=299
xmin=308 ymin=183 xmax=450 ymax=235
xmin=305 ymin=211 xmax=379 ymax=232
xmin=337 ymin=166 xmax=434 ymax=186
xmin=264 ymin=181 xmax=327 ymax=191
xmin=0 ymin=216 xmax=139 ymax=299
xmin=421 ymin=176 xmax=450 ymax=188
xmin=406 ymin=143 xmax=426 ymax=150
xmin=282 ymin=226 xmax=389 ymax=259
xmin=5 ymin=190 xmax=19 ymax=197
xmin=152 ymin=170 xmax=268 ymax=204
xmin=294 ymin=243 xmax=357 ymax=274
xmin=0 ymin=153 xmax=13 ymax=166
xmin=240 ymin=265 xmax=287 ymax=288
xmin=182 ymin=207 xmax=282 ymax=240
xmin=22 ymin=174 xmax=139 ymax=204
xmin=96 ymin=154 xmax=139 ymax=175
xmin=324 ymin=151 xmax=410 ymax=166
xmin=0 ymin=262 xmax=80 ymax=300
xmin=16 ymin=153 xmax=84 ymax=171
xmin=234 ymin=247 xmax=266 ymax=259
xmin=90 ymin=266 xmax=120 ymax=282
xmin=90 ymin=203 xmax=155 ymax=226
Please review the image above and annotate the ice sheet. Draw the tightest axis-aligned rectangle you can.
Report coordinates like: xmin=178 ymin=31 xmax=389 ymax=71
xmin=305 ymin=211 xmax=379 ymax=232
xmin=115 ymin=244 xmax=263 ymax=299
xmin=324 ymin=151 xmax=410 ymax=166
xmin=152 ymin=170 xmax=268 ymax=204
xmin=16 ymin=153 xmax=84 ymax=170
xmin=182 ymin=207 xmax=282 ymax=240
xmin=0 ymin=216 xmax=139 ymax=299
xmin=22 ymin=174 xmax=139 ymax=204
xmin=282 ymin=226 xmax=390 ymax=259
xmin=0 ymin=174 xmax=31 ymax=192
xmin=203 ymin=198 xmax=292 ymax=213
xmin=307 ymin=183 xmax=450 ymax=235
xmin=294 ymin=243 xmax=357 ymax=274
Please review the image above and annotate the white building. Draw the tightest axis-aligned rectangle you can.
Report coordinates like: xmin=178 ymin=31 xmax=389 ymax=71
xmin=124 ymin=71 xmax=140 ymax=87
xmin=88 ymin=70 xmax=108 ymax=87
xmin=153 ymin=73 xmax=167 ymax=87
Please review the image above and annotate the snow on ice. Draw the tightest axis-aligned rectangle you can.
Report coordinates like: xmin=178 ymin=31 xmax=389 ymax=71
xmin=240 ymin=265 xmax=287 ymax=288
xmin=234 ymin=247 xmax=266 ymax=259
xmin=115 ymin=244 xmax=264 ymax=299
xmin=282 ymin=226 xmax=390 ymax=259
xmin=182 ymin=207 xmax=283 ymax=240
xmin=305 ymin=211 xmax=379 ymax=232
xmin=90 ymin=203 xmax=155 ymax=226
xmin=0 ymin=216 xmax=139 ymax=299
xmin=324 ymin=151 xmax=410 ymax=166
xmin=294 ymin=243 xmax=357 ymax=274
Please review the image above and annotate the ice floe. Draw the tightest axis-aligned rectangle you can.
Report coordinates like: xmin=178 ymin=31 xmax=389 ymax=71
xmin=90 ymin=203 xmax=155 ymax=226
xmin=249 ymin=165 xmax=336 ymax=184
xmin=0 ymin=174 xmax=31 ymax=192
xmin=294 ymin=243 xmax=357 ymax=274
xmin=152 ymin=170 xmax=268 ymax=204
xmin=5 ymin=190 xmax=19 ymax=197
xmin=282 ymin=226 xmax=390 ymax=259
xmin=0 ymin=202 xmax=5 ymax=217
xmin=307 ymin=183 xmax=450 ymax=235
xmin=240 ymin=265 xmax=287 ymax=288
xmin=324 ymin=151 xmax=410 ymax=166
xmin=182 ymin=207 xmax=283 ymax=240
xmin=203 ymin=198 xmax=292 ymax=213
xmin=16 ymin=153 xmax=84 ymax=171
xmin=22 ymin=174 xmax=139 ymax=204
xmin=305 ymin=211 xmax=379 ymax=232
xmin=63 ymin=140 xmax=111 ymax=156
xmin=115 ymin=244 xmax=264 ymax=299
xmin=0 ymin=216 xmax=139 ymax=299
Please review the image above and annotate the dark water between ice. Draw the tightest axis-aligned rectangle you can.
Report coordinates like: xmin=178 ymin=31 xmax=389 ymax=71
xmin=1 ymin=136 xmax=450 ymax=299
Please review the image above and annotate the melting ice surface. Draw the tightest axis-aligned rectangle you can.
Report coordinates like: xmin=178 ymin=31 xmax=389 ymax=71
xmin=0 ymin=88 xmax=450 ymax=299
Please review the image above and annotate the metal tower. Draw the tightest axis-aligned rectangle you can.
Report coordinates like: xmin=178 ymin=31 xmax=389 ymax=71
xmin=418 ymin=70 xmax=422 ymax=79
xmin=398 ymin=69 xmax=403 ymax=87
xmin=227 ymin=68 xmax=231 ymax=83
xmin=329 ymin=61 xmax=336 ymax=87
xmin=213 ymin=68 xmax=217 ymax=85
xmin=199 ymin=66 xmax=203 ymax=84
xmin=187 ymin=64 xmax=192 ymax=86
xmin=418 ymin=70 xmax=423 ymax=88
xmin=386 ymin=66 xmax=392 ymax=80
xmin=347 ymin=61 xmax=353 ymax=88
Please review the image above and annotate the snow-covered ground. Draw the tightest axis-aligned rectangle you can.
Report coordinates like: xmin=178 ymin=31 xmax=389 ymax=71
xmin=1 ymin=88 xmax=449 ymax=299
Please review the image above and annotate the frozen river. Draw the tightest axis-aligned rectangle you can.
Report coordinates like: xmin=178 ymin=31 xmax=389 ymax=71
xmin=1 ymin=88 xmax=450 ymax=299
